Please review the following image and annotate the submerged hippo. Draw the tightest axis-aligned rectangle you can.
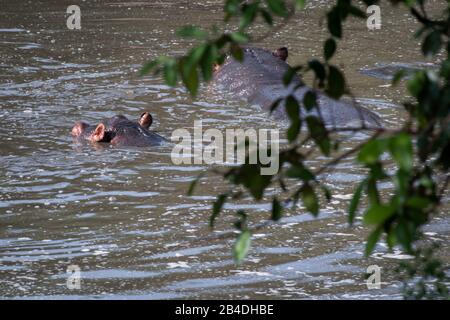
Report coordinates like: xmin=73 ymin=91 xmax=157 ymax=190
xmin=71 ymin=112 xmax=166 ymax=147
xmin=213 ymin=47 xmax=382 ymax=128
xmin=359 ymin=62 xmax=437 ymax=80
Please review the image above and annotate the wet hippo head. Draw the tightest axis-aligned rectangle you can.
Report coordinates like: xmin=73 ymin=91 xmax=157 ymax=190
xmin=138 ymin=112 xmax=153 ymax=129
xmin=272 ymin=47 xmax=288 ymax=61
xmin=71 ymin=121 xmax=112 ymax=143
xmin=72 ymin=112 xmax=166 ymax=147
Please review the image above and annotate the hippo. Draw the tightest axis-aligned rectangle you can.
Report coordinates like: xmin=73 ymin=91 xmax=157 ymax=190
xmin=71 ymin=112 xmax=166 ymax=147
xmin=213 ymin=47 xmax=382 ymax=128
xmin=359 ymin=62 xmax=437 ymax=80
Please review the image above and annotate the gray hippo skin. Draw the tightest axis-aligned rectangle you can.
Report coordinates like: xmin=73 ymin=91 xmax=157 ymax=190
xmin=71 ymin=112 xmax=166 ymax=147
xmin=213 ymin=47 xmax=382 ymax=128
xmin=360 ymin=62 xmax=437 ymax=80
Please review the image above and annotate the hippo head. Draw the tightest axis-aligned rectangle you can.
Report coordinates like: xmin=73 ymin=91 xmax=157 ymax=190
xmin=71 ymin=121 xmax=112 ymax=143
xmin=273 ymin=47 xmax=288 ymax=61
xmin=107 ymin=115 xmax=128 ymax=130
xmin=138 ymin=112 xmax=153 ymax=129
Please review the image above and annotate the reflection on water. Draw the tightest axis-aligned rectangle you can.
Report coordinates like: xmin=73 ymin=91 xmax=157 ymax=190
xmin=0 ymin=0 xmax=448 ymax=299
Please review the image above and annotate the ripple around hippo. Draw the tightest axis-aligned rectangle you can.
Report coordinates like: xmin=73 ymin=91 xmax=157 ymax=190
xmin=213 ymin=47 xmax=383 ymax=129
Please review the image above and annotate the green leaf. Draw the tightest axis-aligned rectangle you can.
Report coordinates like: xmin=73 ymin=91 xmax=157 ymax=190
xmin=306 ymin=116 xmax=330 ymax=156
xmin=286 ymin=96 xmax=301 ymax=142
xmin=286 ymin=164 xmax=315 ymax=181
xmin=179 ymin=45 xmax=208 ymax=93
xmin=266 ymin=0 xmax=289 ymax=17
xmin=211 ymin=193 xmax=228 ymax=227
xmin=324 ymin=38 xmax=336 ymax=61
xmin=188 ymin=45 xmax=208 ymax=70
xmin=388 ymin=132 xmax=413 ymax=171
xmin=406 ymin=196 xmax=431 ymax=210
xmin=325 ymin=65 xmax=345 ymax=99
xmin=363 ymin=204 xmax=396 ymax=224
xmin=230 ymin=43 xmax=244 ymax=61
xmin=407 ymin=71 xmax=426 ymax=97
xmin=233 ymin=230 xmax=251 ymax=263
xmin=303 ymin=90 xmax=317 ymax=111
xmin=240 ymin=3 xmax=259 ymax=29
xmin=285 ymin=95 xmax=300 ymax=120
xmin=224 ymin=0 xmax=240 ymax=18
xmin=348 ymin=179 xmax=366 ymax=225
xmin=348 ymin=5 xmax=366 ymax=18
xmin=308 ymin=59 xmax=326 ymax=82
xmin=260 ymin=9 xmax=273 ymax=25
xmin=163 ymin=62 xmax=177 ymax=86
xmin=392 ymin=70 xmax=405 ymax=85
xmin=301 ymin=184 xmax=319 ymax=216
xmin=367 ymin=177 xmax=380 ymax=205
xmin=176 ymin=25 xmax=208 ymax=39
xmin=187 ymin=173 xmax=204 ymax=196
xmin=327 ymin=8 xmax=342 ymax=38
xmin=181 ymin=64 xmax=199 ymax=96
xmin=295 ymin=0 xmax=306 ymax=9
xmin=139 ymin=59 xmax=160 ymax=76
xmin=283 ymin=66 xmax=302 ymax=86
xmin=200 ymin=44 xmax=218 ymax=82
xmin=404 ymin=0 xmax=416 ymax=8
xmin=386 ymin=228 xmax=397 ymax=249
xmin=269 ymin=98 xmax=283 ymax=114
xmin=230 ymin=32 xmax=249 ymax=43
xmin=365 ymin=226 xmax=383 ymax=256
xmin=215 ymin=34 xmax=232 ymax=49
xmin=422 ymin=30 xmax=442 ymax=57
xmin=321 ymin=185 xmax=332 ymax=202
xmin=395 ymin=220 xmax=413 ymax=253
xmin=357 ymin=139 xmax=387 ymax=166
xmin=271 ymin=197 xmax=283 ymax=221
xmin=234 ymin=164 xmax=272 ymax=200
xmin=287 ymin=120 xmax=301 ymax=142
xmin=440 ymin=59 xmax=450 ymax=79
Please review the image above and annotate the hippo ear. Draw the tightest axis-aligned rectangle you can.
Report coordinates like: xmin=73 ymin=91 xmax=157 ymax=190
xmin=273 ymin=47 xmax=288 ymax=61
xmin=71 ymin=121 xmax=88 ymax=137
xmin=91 ymin=123 xmax=107 ymax=142
xmin=139 ymin=112 xmax=153 ymax=129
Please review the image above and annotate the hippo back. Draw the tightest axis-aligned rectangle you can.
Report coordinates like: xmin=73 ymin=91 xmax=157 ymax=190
xmin=214 ymin=47 xmax=302 ymax=99
xmin=213 ymin=47 xmax=382 ymax=128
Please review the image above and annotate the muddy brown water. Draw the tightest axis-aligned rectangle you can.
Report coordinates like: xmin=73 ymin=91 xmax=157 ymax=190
xmin=0 ymin=0 xmax=449 ymax=299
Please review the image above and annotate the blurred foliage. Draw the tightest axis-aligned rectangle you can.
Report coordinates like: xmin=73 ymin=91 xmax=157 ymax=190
xmin=141 ymin=0 xmax=450 ymax=297
xmin=396 ymin=244 xmax=449 ymax=299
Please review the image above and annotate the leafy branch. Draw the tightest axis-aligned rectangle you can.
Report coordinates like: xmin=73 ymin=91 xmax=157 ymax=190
xmin=140 ymin=0 xmax=449 ymax=298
